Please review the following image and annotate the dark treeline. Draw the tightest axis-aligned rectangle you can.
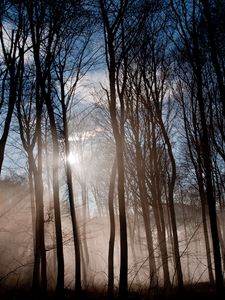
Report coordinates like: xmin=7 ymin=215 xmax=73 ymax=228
xmin=0 ymin=0 xmax=225 ymax=299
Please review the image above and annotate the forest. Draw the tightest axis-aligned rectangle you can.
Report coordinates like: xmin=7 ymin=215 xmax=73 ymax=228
xmin=0 ymin=0 xmax=225 ymax=299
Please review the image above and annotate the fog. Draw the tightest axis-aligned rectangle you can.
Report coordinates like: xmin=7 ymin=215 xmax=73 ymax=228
xmin=0 ymin=177 xmax=213 ymax=292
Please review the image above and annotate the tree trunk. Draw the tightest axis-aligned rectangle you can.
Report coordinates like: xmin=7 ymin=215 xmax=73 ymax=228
xmin=0 ymin=86 xmax=15 ymax=173
xmin=200 ymin=0 xmax=225 ymax=116
xmin=156 ymin=116 xmax=183 ymax=291
xmin=151 ymin=121 xmax=171 ymax=289
xmin=128 ymin=213 xmax=140 ymax=286
xmin=108 ymin=157 xmax=117 ymax=299
xmin=61 ymin=93 xmax=81 ymax=293
xmin=28 ymin=163 xmax=36 ymax=258
xmin=217 ymin=217 xmax=225 ymax=273
xmin=116 ymin=136 xmax=128 ymax=298
xmin=45 ymin=96 xmax=64 ymax=295
xmin=65 ymin=144 xmax=81 ymax=294
xmin=135 ymin=141 xmax=157 ymax=288
xmin=30 ymin=142 xmax=47 ymax=295
xmin=192 ymin=30 xmax=224 ymax=294
xmin=0 ymin=12 xmax=24 ymax=174
xmin=99 ymin=1 xmax=129 ymax=296
xmin=198 ymin=177 xmax=215 ymax=284
xmin=81 ymin=181 xmax=90 ymax=268
xmin=181 ymin=198 xmax=191 ymax=282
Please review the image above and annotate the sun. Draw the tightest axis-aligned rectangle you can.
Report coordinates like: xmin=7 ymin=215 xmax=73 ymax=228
xmin=67 ymin=152 xmax=79 ymax=165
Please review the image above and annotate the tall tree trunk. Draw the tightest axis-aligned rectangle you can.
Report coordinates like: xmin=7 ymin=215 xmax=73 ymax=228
xmin=156 ymin=116 xmax=183 ymax=291
xmin=61 ymin=92 xmax=81 ymax=294
xmin=217 ymin=217 xmax=225 ymax=273
xmin=151 ymin=121 xmax=171 ymax=289
xmin=192 ymin=30 xmax=224 ymax=294
xmin=27 ymin=82 xmax=47 ymax=295
xmin=30 ymin=139 xmax=47 ymax=294
xmin=200 ymin=0 xmax=225 ymax=116
xmin=198 ymin=177 xmax=215 ymax=284
xmin=45 ymin=97 xmax=64 ymax=295
xmin=180 ymin=196 xmax=191 ymax=282
xmin=28 ymin=164 xmax=36 ymax=258
xmin=0 ymin=86 xmax=15 ymax=173
xmin=108 ymin=157 xmax=117 ymax=299
xmin=65 ymin=143 xmax=81 ymax=294
xmin=181 ymin=86 xmax=215 ymax=286
xmin=135 ymin=140 xmax=157 ymax=287
xmin=165 ymin=187 xmax=176 ymax=285
xmin=32 ymin=158 xmax=41 ymax=292
xmin=128 ymin=213 xmax=140 ymax=286
xmin=81 ymin=241 xmax=87 ymax=286
xmin=116 ymin=136 xmax=128 ymax=298
xmin=99 ymin=1 xmax=129 ymax=296
xmin=24 ymin=4 xmax=48 ymax=293
xmin=81 ymin=181 xmax=90 ymax=268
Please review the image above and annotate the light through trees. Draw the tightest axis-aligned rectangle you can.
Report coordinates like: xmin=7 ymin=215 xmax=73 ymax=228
xmin=67 ymin=152 xmax=80 ymax=166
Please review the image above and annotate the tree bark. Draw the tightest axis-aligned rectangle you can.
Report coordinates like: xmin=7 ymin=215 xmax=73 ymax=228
xmin=45 ymin=99 xmax=65 ymax=295
xmin=151 ymin=121 xmax=171 ymax=289
xmin=135 ymin=139 xmax=157 ymax=287
xmin=200 ymin=0 xmax=225 ymax=116
xmin=192 ymin=28 xmax=224 ymax=294
xmin=64 ymin=128 xmax=81 ymax=293
xmin=155 ymin=113 xmax=183 ymax=291
xmin=108 ymin=157 xmax=117 ymax=299
xmin=99 ymin=1 xmax=129 ymax=297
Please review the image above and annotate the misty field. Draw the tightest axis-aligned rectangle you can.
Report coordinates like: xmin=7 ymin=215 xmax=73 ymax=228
xmin=0 ymin=179 xmax=223 ymax=300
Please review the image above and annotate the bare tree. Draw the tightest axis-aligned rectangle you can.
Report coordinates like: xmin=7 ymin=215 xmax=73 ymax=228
xmin=99 ymin=1 xmax=129 ymax=296
xmin=170 ymin=0 xmax=224 ymax=293
xmin=108 ymin=156 xmax=117 ymax=299
xmin=0 ymin=1 xmax=27 ymax=173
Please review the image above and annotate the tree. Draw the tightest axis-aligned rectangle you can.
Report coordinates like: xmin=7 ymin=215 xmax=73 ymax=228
xmin=170 ymin=0 xmax=224 ymax=293
xmin=99 ymin=1 xmax=129 ymax=297
xmin=108 ymin=156 xmax=117 ymax=299
xmin=0 ymin=0 xmax=27 ymax=173
xmin=55 ymin=32 xmax=95 ymax=289
xmin=23 ymin=0 xmax=71 ymax=294
xmin=16 ymin=63 xmax=47 ymax=294
xmin=134 ymin=7 xmax=184 ymax=289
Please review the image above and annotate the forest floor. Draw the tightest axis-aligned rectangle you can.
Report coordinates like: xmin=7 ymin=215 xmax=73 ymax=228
xmin=0 ymin=283 xmax=223 ymax=300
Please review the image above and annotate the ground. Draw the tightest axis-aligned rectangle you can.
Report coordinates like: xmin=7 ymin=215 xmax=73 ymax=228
xmin=0 ymin=283 xmax=223 ymax=300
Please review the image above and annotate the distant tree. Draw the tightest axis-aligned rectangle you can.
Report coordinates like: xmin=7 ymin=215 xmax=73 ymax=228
xmin=99 ymin=1 xmax=129 ymax=297
xmin=132 ymin=7 xmax=184 ymax=290
xmin=170 ymin=0 xmax=224 ymax=293
xmin=108 ymin=156 xmax=117 ymax=299
xmin=175 ymin=77 xmax=215 ymax=285
xmin=53 ymin=8 xmax=93 ymax=292
xmin=23 ymin=0 xmax=74 ymax=295
xmin=125 ymin=70 xmax=158 ymax=288
xmin=99 ymin=1 xmax=157 ymax=296
xmin=0 ymin=0 xmax=27 ymax=173
xmin=16 ymin=63 xmax=47 ymax=294
xmin=200 ymin=0 xmax=225 ymax=116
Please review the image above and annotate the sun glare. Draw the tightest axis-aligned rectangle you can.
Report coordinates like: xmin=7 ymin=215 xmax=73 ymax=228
xmin=67 ymin=152 xmax=79 ymax=165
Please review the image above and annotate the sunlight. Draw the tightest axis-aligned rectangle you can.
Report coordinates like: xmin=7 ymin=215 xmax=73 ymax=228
xmin=67 ymin=152 xmax=80 ymax=165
